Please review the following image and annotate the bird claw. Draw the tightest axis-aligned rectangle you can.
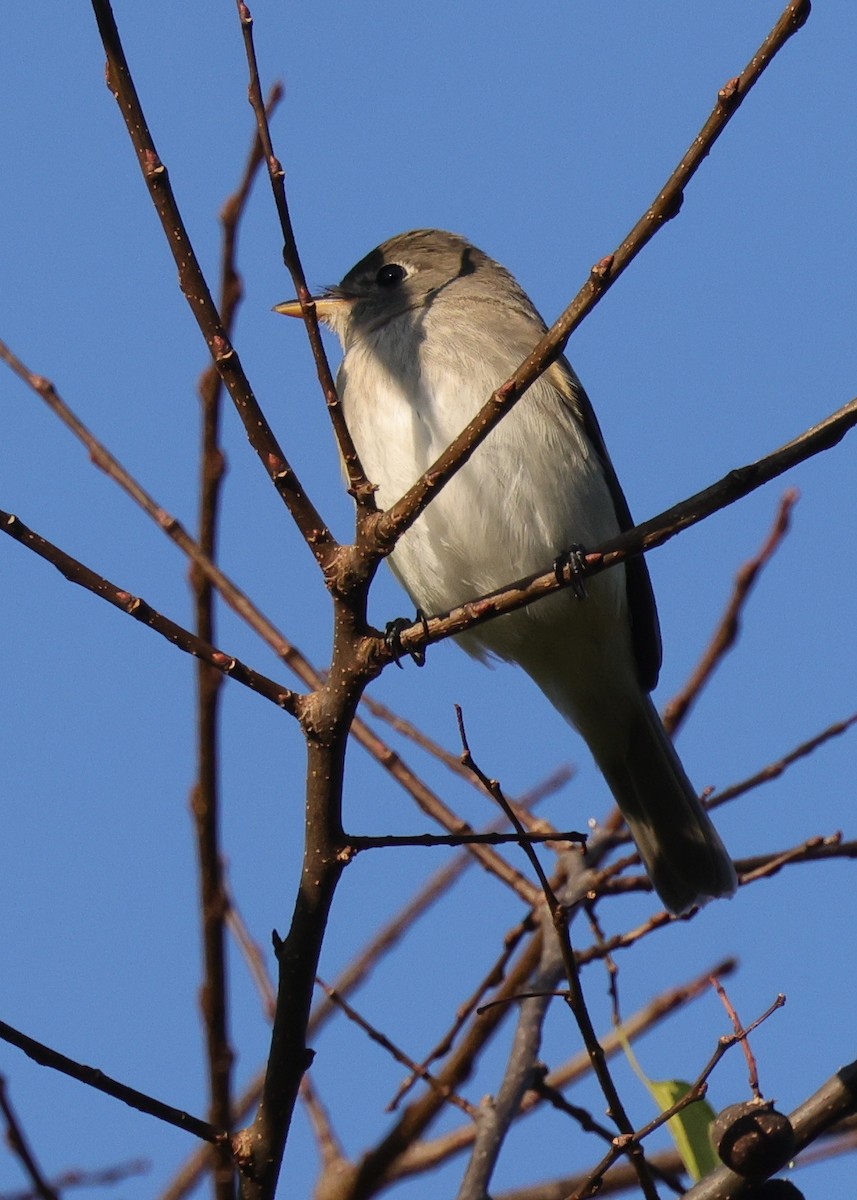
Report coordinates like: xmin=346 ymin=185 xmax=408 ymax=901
xmin=554 ymin=545 xmax=588 ymax=601
xmin=384 ymin=610 xmax=429 ymax=668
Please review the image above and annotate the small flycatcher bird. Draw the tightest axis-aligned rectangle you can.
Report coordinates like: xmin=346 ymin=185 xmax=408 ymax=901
xmin=276 ymin=229 xmax=736 ymax=913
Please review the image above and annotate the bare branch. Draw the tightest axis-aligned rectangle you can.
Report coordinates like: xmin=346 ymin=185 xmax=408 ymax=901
xmin=663 ymin=489 xmax=798 ymax=735
xmin=737 ymin=834 xmax=857 ymax=875
xmin=0 ymin=339 xmax=538 ymax=901
xmin=349 ymin=829 xmax=585 ymax=851
xmin=385 ymin=395 xmax=857 ymax=663
xmin=569 ymin=994 xmax=785 ymax=1199
xmin=453 ymin=714 xmax=658 ymax=1200
xmin=316 ymin=979 xmax=476 ymax=1117
xmin=0 ymin=1020 xmax=224 ymax=1145
xmin=88 ymin=0 xmax=335 ymax=562
xmin=709 ymin=711 xmax=857 ymax=809
xmin=0 ymin=1075 xmax=60 ymax=1200
xmin=190 ymin=85 xmax=282 ymax=1197
xmin=375 ymin=0 xmax=812 ymax=555
xmin=0 ymin=1158 xmax=149 ymax=1200
xmin=0 ymin=510 xmax=299 ymax=712
xmin=233 ymin=2 xmax=371 ymax=504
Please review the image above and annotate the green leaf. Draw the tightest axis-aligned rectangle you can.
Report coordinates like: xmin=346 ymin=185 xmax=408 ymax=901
xmin=649 ymin=1077 xmax=719 ymax=1181
xmin=616 ymin=1025 xmax=719 ymax=1181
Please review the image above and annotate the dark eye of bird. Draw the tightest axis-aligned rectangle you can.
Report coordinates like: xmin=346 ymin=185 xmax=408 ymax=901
xmin=376 ymin=263 xmax=407 ymax=288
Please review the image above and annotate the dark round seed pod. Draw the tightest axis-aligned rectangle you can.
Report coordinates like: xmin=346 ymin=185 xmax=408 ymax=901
xmin=712 ymin=1100 xmax=796 ymax=1180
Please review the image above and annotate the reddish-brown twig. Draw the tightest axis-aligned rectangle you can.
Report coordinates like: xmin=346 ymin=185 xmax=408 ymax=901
xmin=224 ymin=888 xmax=277 ymax=1021
xmin=234 ymin=2 xmax=370 ymax=505
xmin=663 ymin=490 xmax=798 ymax=735
xmin=710 ymin=976 xmax=766 ymax=1099
xmin=709 ymin=711 xmax=857 ymax=809
xmin=299 ymin=1075 xmax=347 ymax=1173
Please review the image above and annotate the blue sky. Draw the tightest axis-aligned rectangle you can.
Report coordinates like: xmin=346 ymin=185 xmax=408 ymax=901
xmin=2 ymin=4 xmax=855 ymax=1198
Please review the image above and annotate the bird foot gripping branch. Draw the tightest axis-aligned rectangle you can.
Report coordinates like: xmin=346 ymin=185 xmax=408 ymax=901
xmin=553 ymin=544 xmax=590 ymax=601
xmin=384 ymin=611 xmax=429 ymax=669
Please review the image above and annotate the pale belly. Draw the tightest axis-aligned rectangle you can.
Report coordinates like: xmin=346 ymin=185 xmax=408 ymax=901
xmin=340 ymin=358 xmax=629 ymax=675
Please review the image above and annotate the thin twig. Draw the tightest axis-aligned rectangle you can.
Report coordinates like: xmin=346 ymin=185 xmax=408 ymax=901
xmin=709 ymin=711 xmax=857 ymax=809
xmin=710 ymin=976 xmax=764 ymax=1100
xmin=349 ymin=829 xmax=585 ymax=852
xmin=0 ymin=1158 xmax=149 ymax=1200
xmin=454 ymin=710 xmax=659 ymax=1200
xmin=234 ymin=2 xmax=370 ymax=504
xmin=225 ymin=886 xmax=277 ymax=1020
xmin=0 ymin=1075 xmax=60 ymax=1200
xmin=584 ymin=900 xmax=622 ymax=1027
xmin=736 ymin=834 xmax=857 ymax=875
xmin=570 ymin=995 xmax=786 ymax=1200
xmin=316 ymin=979 xmax=477 ymax=1117
xmin=299 ymin=1075 xmax=347 ymax=1172
xmin=663 ymin=490 xmax=798 ymax=735
xmin=0 ymin=510 xmax=298 ymax=712
xmin=0 ymin=1021 xmax=225 ymax=1145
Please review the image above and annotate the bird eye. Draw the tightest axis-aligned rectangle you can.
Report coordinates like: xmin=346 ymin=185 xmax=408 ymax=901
xmin=376 ymin=263 xmax=407 ymax=288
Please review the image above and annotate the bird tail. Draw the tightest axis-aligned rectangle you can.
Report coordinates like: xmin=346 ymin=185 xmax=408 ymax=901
xmin=596 ymin=697 xmax=737 ymax=914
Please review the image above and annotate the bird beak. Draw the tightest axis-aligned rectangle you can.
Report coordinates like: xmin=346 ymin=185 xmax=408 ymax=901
xmin=273 ymin=295 xmax=351 ymax=325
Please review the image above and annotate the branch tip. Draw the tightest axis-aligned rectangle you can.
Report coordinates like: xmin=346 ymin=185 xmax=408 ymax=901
xmin=792 ymin=0 xmax=812 ymax=31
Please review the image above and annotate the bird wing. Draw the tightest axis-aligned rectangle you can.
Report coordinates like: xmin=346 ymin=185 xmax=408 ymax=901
xmin=546 ymin=358 xmax=663 ymax=693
